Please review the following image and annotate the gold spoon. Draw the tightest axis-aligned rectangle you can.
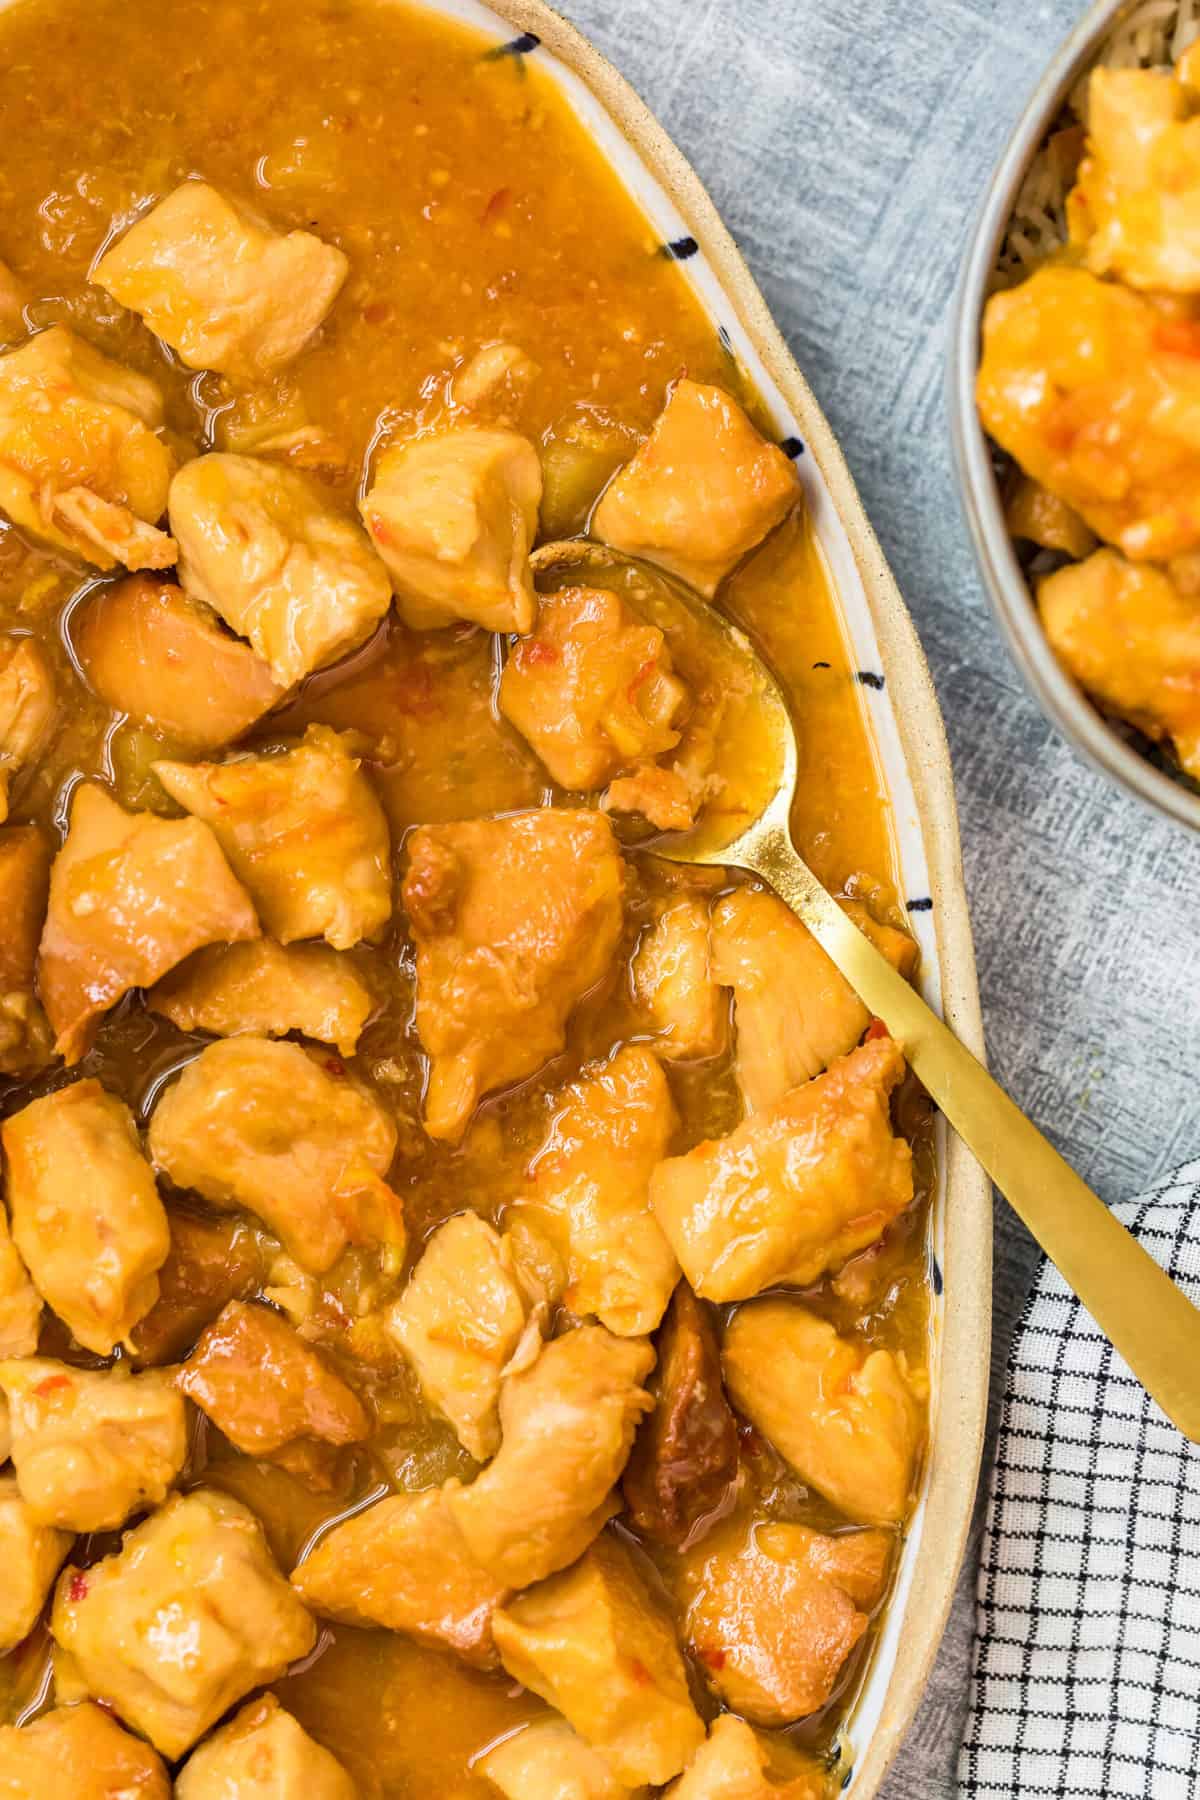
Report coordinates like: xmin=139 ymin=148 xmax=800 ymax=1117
xmin=532 ymin=539 xmax=1200 ymax=1441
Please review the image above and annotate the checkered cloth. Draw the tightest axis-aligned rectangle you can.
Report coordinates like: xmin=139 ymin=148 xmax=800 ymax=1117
xmin=959 ymin=1160 xmax=1200 ymax=1800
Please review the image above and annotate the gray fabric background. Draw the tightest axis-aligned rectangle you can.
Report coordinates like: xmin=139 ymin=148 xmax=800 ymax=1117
xmin=551 ymin=0 xmax=1200 ymax=1791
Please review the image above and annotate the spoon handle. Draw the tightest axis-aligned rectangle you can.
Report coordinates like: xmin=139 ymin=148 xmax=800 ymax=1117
xmin=750 ymin=827 xmax=1200 ymax=1441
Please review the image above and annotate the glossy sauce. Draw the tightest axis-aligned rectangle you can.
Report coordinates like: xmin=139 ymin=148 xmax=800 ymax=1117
xmin=0 ymin=0 xmax=931 ymax=1790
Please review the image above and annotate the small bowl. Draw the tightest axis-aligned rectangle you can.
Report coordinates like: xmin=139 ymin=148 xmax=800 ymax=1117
xmin=948 ymin=0 xmax=1200 ymax=833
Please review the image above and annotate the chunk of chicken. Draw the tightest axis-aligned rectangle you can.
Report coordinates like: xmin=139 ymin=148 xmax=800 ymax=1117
xmin=169 ymin=455 xmax=391 ymax=686
xmin=478 ymin=1718 xmax=640 ymax=1800
xmin=291 ymin=1485 xmax=508 ymax=1669
xmin=387 ymin=1212 xmax=532 ymax=1462
xmin=631 ymin=898 xmax=726 ymax=1062
xmin=75 ymin=575 xmax=284 ymax=752
xmin=3 ymin=1081 xmax=169 ymax=1355
xmin=178 ymin=1300 xmax=368 ymax=1469
xmin=722 ymin=1301 xmax=923 ymax=1526
xmin=0 ymin=636 xmax=56 ymax=821
xmin=622 ymin=1282 xmax=738 ymax=1548
xmin=360 ymin=427 xmax=542 ymax=632
xmin=0 ymin=1474 xmax=71 ymax=1651
xmin=498 ymin=586 xmax=690 ymax=797
xmin=1037 ymin=548 xmax=1200 ymax=779
xmin=517 ymin=1047 xmax=679 ymax=1336
xmin=403 ymin=810 xmax=624 ymax=1141
xmin=680 ymin=1517 xmax=890 ymax=1725
xmin=0 ymin=1203 xmax=40 ymax=1358
xmin=650 ymin=1036 xmax=912 ymax=1302
xmin=0 ymin=1358 xmax=187 ymax=1532
xmin=977 ymin=265 xmax=1200 ymax=561
xmin=666 ymin=1713 xmax=829 ymax=1799
xmin=1068 ymin=64 xmax=1200 ymax=292
xmin=50 ymin=1488 xmax=316 ymax=1759
xmin=130 ymin=1211 xmax=262 ymax=1367
xmin=592 ymin=381 xmax=799 ymax=597
xmin=711 ymin=889 xmax=916 ymax=1110
xmin=452 ymin=341 xmax=540 ymax=416
xmin=148 ymin=1036 xmax=401 ymax=1274
xmin=175 ymin=1694 xmax=356 ymax=1799
xmin=445 ymin=1325 xmax=654 ymax=1587
xmin=0 ymin=1703 xmax=170 ymax=1800
xmin=0 ymin=824 xmax=52 ymax=1077
xmin=94 ymin=182 xmax=349 ymax=384
xmin=0 ymin=327 xmax=176 ymax=568
xmin=37 ymin=781 xmax=260 ymax=1063
xmin=150 ymin=938 xmax=373 ymax=1056
xmin=154 ymin=725 xmax=391 ymax=950
xmin=493 ymin=1533 xmax=705 ymax=1788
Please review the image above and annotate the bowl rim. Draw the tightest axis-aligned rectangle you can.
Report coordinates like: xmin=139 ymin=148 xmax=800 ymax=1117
xmin=948 ymin=0 xmax=1200 ymax=834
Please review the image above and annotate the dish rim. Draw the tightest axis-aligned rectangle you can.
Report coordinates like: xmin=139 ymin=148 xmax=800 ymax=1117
xmin=948 ymin=0 xmax=1200 ymax=835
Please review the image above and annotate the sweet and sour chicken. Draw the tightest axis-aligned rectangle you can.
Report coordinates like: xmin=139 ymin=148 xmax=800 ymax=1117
xmin=0 ymin=27 xmax=932 ymax=1789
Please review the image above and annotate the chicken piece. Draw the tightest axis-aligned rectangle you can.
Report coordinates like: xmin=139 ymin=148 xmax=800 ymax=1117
xmin=50 ymin=1488 xmax=316 ymax=1759
xmin=478 ymin=1717 xmax=641 ymax=1800
xmin=445 ymin=1325 xmax=654 ymax=1588
xmin=452 ymin=341 xmax=540 ymax=416
xmin=178 ymin=1300 xmax=368 ymax=1465
xmin=722 ymin=1301 xmax=923 ymax=1526
xmin=130 ymin=1212 xmax=262 ymax=1367
xmin=649 ymin=1036 xmax=913 ymax=1302
xmin=291 ymin=1485 xmax=508 ymax=1669
xmin=631 ymin=898 xmax=727 ymax=1062
xmin=148 ymin=1036 xmax=400 ymax=1274
xmin=665 ymin=1713 xmax=829 ymax=1798
xmin=680 ymin=1518 xmax=891 ymax=1724
xmin=0 ymin=824 xmax=52 ymax=1077
xmin=1037 ymin=549 xmax=1200 ymax=779
xmin=93 ymin=182 xmax=349 ymax=384
xmin=498 ymin=585 xmax=690 ymax=795
xmin=154 ymin=725 xmax=391 ymax=950
xmin=387 ymin=1211 xmax=531 ymax=1461
xmin=0 ymin=327 xmax=176 ymax=568
xmin=150 ymin=939 xmax=373 ymax=1057
xmin=3 ymin=1081 xmax=169 ymax=1355
xmin=0 ymin=258 xmax=25 ymax=343
xmin=1068 ymin=65 xmax=1200 ymax=292
xmin=711 ymin=889 xmax=917 ymax=1110
xmin=36 ymin=781 xmax=260 ymax=1063
xmin=74 ymin=575 xmax=284 ymax=752
xmin=175 ymin=1694 xmax=356 ymax=1799
xmin=516 ymin=1047 xmax=679 ymax=1337
xmin=0 ymin=1358 xmax=187 ymax=1532
xmin=0 ymin=1203 xmax=40 ymax=1358
xmin=1004 ymin=474 xmax=1095 ymax=559
xmin=360 ymin=427 xmax=541 ymax=632
xmin=0 ymin=1703 xmax=170 ymax=1800
xmin=622 ymin=1282 xmax=738 ymax=1548
xmin=976 ymin=264 xmax=1200 ymax=562
xmin=0 ymin=1474 xmax=71 ymax=1652
xmin=169 ymin=455 xmax=391 ymax=686
xmin=493 ymin=1534 xmax=705 ymax=1788
xmin=592 ymin=381 xmax=798 ymax=597
xmin=0 ymin=636 xmax=55 ymax=821
xmin=403 ymin=809 xmax=624 ymax=1142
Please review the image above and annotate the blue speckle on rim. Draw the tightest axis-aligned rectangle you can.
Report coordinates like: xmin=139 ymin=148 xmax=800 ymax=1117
xmin=662 ymin=235 xmax=699 ymax=261
xmin=779 ymin=434 xmax=805 ymax=458
xmin=717 ymin=323 xmax=734 ymax=353
xmin=907 ymin=896 xmax=933 ymax=913
xmin=856 ymin=670 xmax=885 ymax=690
xmin=840 ymin=1770 xmax=853 ymax=1791
xmin=930 ymin=1254 xmax=944 ymax=1296
xmin=812 ymin=660 xmax=831 ymax=670
xmin=485 ymin=30 xmax=540 ymax=58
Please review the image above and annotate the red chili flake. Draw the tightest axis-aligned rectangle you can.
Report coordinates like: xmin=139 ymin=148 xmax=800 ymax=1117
xmin=323 ymin=1056 xmax=345 ymax=1078
xmin=33 ymin=1373 xmax=72 ymax=1398
xmin=1155 ymin=318 xmax=1200 ymax=360
xmin=863 ymin=1017 xmax=890 ymax=1043
xmin=67 ymin=1572 xmax=89 ymax=1603
xmin=699 ymin=1646 xmax=728 ymax=1671
xmin=369 ymin=513 xmax=395 ymax=549
xmin=481 ymin=186 xmax=512 ymax=225
xmin=516 ymin=639 xmax=559 ymax=668
xmin=362 ymin=300 xmax=392 ymax=326
xmin=627 ymin=656 xmax=658 ymax=701
xmin=629 ymin=1657 xmax=654 ymax=1685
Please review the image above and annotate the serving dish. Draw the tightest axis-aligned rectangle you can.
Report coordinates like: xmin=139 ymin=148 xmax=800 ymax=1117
xmin=950 ymin=0 xmax=1200 ymax=834
xmin=0 ymin=0 xmax=991 ymax=1791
